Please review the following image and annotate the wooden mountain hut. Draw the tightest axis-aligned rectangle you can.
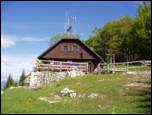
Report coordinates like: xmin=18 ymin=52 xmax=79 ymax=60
xmin=37 ymin=37 xmax=103 ymax=73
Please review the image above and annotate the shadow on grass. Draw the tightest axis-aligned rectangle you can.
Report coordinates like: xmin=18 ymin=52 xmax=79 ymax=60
xmin=127 ymin=85 xmax=151 ymax=114
xmin=136 ymin=90 xmax=151 ymax=114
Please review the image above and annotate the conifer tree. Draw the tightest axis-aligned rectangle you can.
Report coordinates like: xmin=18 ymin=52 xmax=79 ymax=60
xmin=4 ymin=73 xmax=14 ymax=90
xmin=19 ymin=69 xmax=26 ymax=86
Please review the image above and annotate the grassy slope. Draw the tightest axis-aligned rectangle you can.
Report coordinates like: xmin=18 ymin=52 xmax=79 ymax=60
xmin=128 ymin=66 xmax=151 ymax=71
xmin=114 ymin=65 xmax=151 ymax=71
xmin=1 ymin=73 xmax=151 ymax=114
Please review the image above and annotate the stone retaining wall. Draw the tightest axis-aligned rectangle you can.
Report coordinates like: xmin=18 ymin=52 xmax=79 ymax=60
xmin=25 ymin=70 xmax=84 ymax=89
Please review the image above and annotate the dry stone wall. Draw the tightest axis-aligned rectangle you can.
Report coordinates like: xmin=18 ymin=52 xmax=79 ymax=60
xmin=25 ymin=70 xmax=84 ymax=89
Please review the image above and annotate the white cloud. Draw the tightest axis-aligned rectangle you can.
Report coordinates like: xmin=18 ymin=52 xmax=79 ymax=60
xmin=1 ymin=35 xmax=16 ymax=48
xmin=1 ymin=34 xmax=48 ymax=46
xmin=1 ymin=34 xmax=48 ymax=80
xmin=1 ymin=56 xmax=36 ymax=81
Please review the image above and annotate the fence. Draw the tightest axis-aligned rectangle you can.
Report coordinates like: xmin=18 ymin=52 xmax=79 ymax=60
xmin=101 ymin=60 xmax=151 ymax=73
xmin=34 ymin=60 xmax=88 ymax=73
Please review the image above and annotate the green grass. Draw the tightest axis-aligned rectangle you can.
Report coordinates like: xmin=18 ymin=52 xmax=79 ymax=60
xmin=128 ymin=66 xmax=151 ymax=71
xmin=112 ymin=65 xmax=151 ymax=71
xmin=1 ymin=73 xmax=151 ymax=114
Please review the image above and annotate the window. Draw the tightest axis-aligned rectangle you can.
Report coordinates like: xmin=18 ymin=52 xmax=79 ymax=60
xmin=64 ymin=46 xmax=68 ymax=52
xmin=73 ymin=45 xmax=78 ymax=52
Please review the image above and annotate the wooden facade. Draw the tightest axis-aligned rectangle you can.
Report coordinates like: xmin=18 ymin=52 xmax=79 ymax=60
xmin=38 ymin=38 xmax=102 ymax=72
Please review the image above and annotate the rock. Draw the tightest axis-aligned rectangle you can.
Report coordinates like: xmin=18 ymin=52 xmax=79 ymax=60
xmin=66 ymin=70 xmax=84 ymax=78
xmin=9 ymin=86 xmax=16 ymax=89
xmin=97 ymin=80 xmax=104 ymax=82
xmin=126 ymin=87 xmax=129 ymax=90
xmin=94 ymin=64 xmax=102 ymax=74
xmin=54 ymin=95 xmax=62 ymax=100
xmin=48 ymin=100 xmax=60 ymax=104
xmin=60 ymin=87 xmax=71 ymax=96
xmin=88 ymin=93 xmax=98 ymax=98
xmin=76 ymin=82 xmax=81 ymax=85
xmin=69 ymin=90 xmax=74 ymax=93
xmin=61 ymin=87 xmax=70 ymax=94
xmin=16 ymin=86 xmax=23 ymax=88
xmin=60 ymin=87 xmax=76 ymax=98
xmin=69 ymin=92 xmax=77 ymax=98
xmin=124 ymin=83 xmax=149 ymax=87
xmin=98 ymin=105 xmax=102 ymax=108
xmin=98 ymin=94 xmax=107 ymax=99
xmin=39 ymin=97 xmax=47 ymax=101
xmin=25 ymin=71 xmax=66 ymax=89
xmin=25 ymin=70 xmax=84 ymax=89
xmin=78 ymin=94 xmax=85 ymax=98
xmin=25 ymin=71 xmax=44 ymax=88
xmin=38 ymin=97 xmax=60 ymax=104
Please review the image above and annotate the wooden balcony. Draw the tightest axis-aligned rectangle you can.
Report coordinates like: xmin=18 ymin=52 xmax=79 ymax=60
xmin=34 ymin=60 xmax=88 ymax=73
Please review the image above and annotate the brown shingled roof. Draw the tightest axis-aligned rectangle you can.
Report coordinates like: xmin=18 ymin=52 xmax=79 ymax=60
xmin=38 ymin=38 xmax=104 ymax=62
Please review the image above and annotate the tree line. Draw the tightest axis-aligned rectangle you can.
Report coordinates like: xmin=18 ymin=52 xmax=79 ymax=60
xmin=85 ymin=1 xmax=151 ymax=62
xmin=3 ymin=70 xmax=27 ymax=90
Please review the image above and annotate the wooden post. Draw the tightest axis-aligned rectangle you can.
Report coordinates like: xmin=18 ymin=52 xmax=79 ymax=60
xmin=107 ymin=64 xmax=109 ymax=73
xmin=86 ymin=63 xmax=88 ymax=73
xmin=112 ymin=54 xmax=115 ymax=73
xmin=113 ymin=64 xmax=115 ymax=73
xmin=106 ymin=54 xmax=112 ymax=73
xmin=60 ymin=62 xmax=62 ymax=72
xmin=126 ymin=62 xmax=128 ymax=72
xmin=144 ymin=60 xmax=145 ymax=66
xmin=110 ymin=56 xmax=112 ymax=70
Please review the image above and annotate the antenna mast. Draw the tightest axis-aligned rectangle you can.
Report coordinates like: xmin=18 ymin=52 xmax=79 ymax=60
xmin=65 ymin=11 xmax=76 ymax=36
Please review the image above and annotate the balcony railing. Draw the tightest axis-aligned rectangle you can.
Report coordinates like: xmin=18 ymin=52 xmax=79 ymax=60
xmin=34 ymin=60 xmax=88 ymax=73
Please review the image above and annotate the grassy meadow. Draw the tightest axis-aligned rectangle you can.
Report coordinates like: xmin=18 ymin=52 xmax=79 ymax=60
xmin=1 ymin=73 xmax=151 ymax=114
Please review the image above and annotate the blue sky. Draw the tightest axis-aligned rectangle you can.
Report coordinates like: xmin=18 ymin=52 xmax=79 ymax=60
xmin=1 ymin=1 xmax=140 ymax=80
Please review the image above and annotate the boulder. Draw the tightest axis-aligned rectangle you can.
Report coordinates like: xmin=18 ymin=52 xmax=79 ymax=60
xmin=78 ymin=94 xmax=85 ymax=98
xmin=88 ymin=93 xmax=98 ymax=98
xmin=69 ymin=92 xmax=77 ymax=98
xmin=60 ymin=87 xmax=77 ymax=98
xmin=9 ymin=86 xmax=16 ymax=89
xmin=60 ymin=87 xmax=70 ymax=94
xmin=66 ymin=70 xmax=84 ymax=78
